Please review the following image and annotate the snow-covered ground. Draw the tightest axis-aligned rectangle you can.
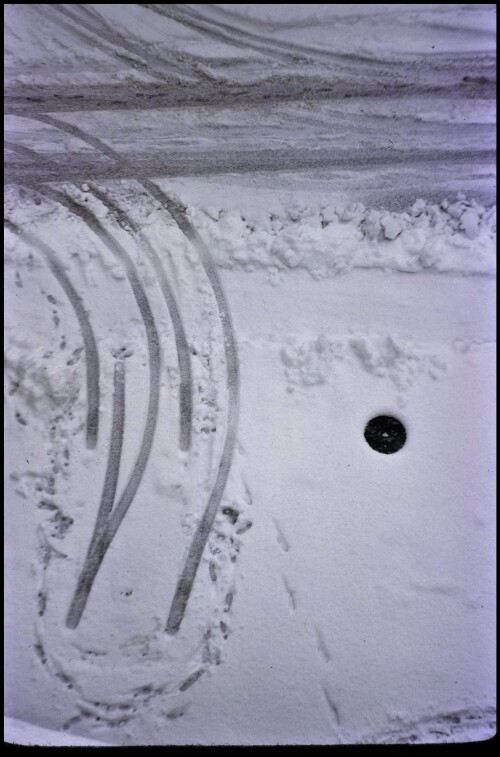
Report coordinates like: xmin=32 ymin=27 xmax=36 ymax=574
xmin=4 ymin=4 xmax=496 ymax=746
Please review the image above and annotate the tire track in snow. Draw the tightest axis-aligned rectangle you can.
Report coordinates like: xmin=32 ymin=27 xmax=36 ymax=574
xmin=88 ymin=184 xmax=193 ymax=452
xmin=46 ymin=3 xmax=196 ymax=84
xmin=66 ymin=355 xmax=125 ymax=629
xmin=75 ymin=3 xmax=218 ymax=84
xmin=143 ymin=3 xmax=439 ymax=74
xmin=91 ymin=353 xmax=126 ymax=540
xmin=31 ymin=114 xmax=120 ymax=163
xmin=29 ymin=118 xmax=194 ymax=451
xmin=6 ymin=78 xmax=493 ymax=118
xmin=7 ymin=147 xmax=495 ymax=192
xmin=143 ymin=3 xmax=295 ymax=66
xmin=4 ymin=140 xmax=57 ymax=167
xmin=39 ymin=185 xmax=161 ymax=629
xmin=67 ymin=354 xmax=126 ymax=630
xmin=4 ymin=217 xmax=100 ymax=450
xmin=145 ymin=184 xmax=240 ymax=635
xmin=24 ymin=114 xmax=239 ymax=633
xmin=30 ymin=4 xmax=153 ymax=83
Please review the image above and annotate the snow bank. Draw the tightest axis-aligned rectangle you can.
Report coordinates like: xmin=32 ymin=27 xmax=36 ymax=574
xmin=188 ymin=196 xmax=496 ymax=278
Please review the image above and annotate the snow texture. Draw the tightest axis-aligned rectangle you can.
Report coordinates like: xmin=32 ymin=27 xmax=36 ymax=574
xmin=4 ymin=3 xmax=496 ymax=747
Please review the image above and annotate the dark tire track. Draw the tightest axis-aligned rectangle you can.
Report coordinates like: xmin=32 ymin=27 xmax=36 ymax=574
xmin=93 ymin=355 xmax=126 ymax=536
xmin=142 ymin=3 xmax=433 ymax=72
xmin=77 ymin=3 xmax=218 ymax=84
xmin=142 ymin=3 xmax=294 ymax=66
xmin=20 ymin=115 xmax=239 ymax=633
xmin=7 ymin=146 xmax=495 ymax=192
xmin=6 ymin=77 xmax=494 ymax=119
xmin=66 ymin=355 xmax=125 ymax=629
xmin=89 ymin=184 xmax=193 ymax=452
xmin=29 ymin=4 xmax=149 ymax=82
xmin=4 ymin=217 xmax=100 ymax=450
xmin=4 ymin=140 xmax=57 ymax=167
xmin=46 ymin=3 xmax=195 ymax=84
xmin=31 ymin=113 xmax=120 ymax=163
xmin=26 ymin=117 xmax=193 ymax=450
xmin=145 ymin=184 xmax=240 ymax=636
xmin=39 ymin=185 xmax=161 ymax=629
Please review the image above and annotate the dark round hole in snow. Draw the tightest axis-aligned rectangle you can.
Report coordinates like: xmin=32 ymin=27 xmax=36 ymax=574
xmin=364 ymin=415 xmax=406 ymax=454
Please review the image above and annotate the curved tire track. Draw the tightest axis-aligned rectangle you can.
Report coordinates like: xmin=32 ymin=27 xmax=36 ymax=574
xmin=46 ymin=3 xmax=195 ymax=83
xmin=89 ymin=183 xmax=193 ymax=452
xmin=25 ymin=114 xmax=239 ymax=633
xmin=92 ymin=355 xmax=126 ymax=538
xmin=142 ymin=3 xmax=294 ymax=65
xmin=4 ymin=140 xmax=57 ymax=167
xmin=31 ymin=113 xmax=120 ymax=163
xmin=66 ymin=355 xmax=125 ymax=629
xmin=28 ymin=117 xmax=193 ymax=451
xmin=4 ymin=217 xmax=100 ymax=450
xmin=40 ymin=185 xmax=161 ymax=629
xmin=142 ymin=184 xmax=240 ymax=635
xmin=30 ymin=4 xmax=150 ymax=83
xmin=143 ymin=3 xmax=410 ymax=71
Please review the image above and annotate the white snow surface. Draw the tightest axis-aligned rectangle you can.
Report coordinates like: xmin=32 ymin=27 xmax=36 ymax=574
xmin=4 ymin=3 xmax=496 ymax=747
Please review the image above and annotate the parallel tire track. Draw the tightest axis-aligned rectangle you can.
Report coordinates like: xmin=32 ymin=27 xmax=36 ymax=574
xmin=143 ymin=184 xmax=240 ymax=635
xmin=40 ymin=185 xmax=161 ymax=629
xmin=30 ymin=4 xmax=149 ymax=83
xmin=6 ymin=78 xmax=494 ymax=119
xmin=6 ymin=148 xmax=495 ymax=189
xmin=143 ymin=3 xmax=417 ymax=71
xmin=28 ymin=116 xmax=193 ymax=451
xmin=88 ymin=184 xmax=193 ymax=452
xmin=23 ymin=114 xmax=239 ymax=633
xmin=4 ymin=217 xmax=100 ymax=450
xmin=47 ymin=3 xmax=194 ymax=83
xmin=141 ymin=3 xmax=294 ymax=65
